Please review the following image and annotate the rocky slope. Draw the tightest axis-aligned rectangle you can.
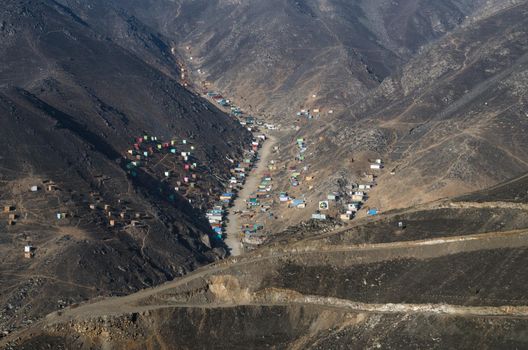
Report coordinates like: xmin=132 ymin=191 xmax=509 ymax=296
xmin=89 ymin=0 xmax=498 ymax=117
xmin=0 ymin=0 xmax=250 ymax=334
xmin=306 ymin=0 xmax=528 ymax=211
xmin=4 ymin=172 xmax=528 ymax=349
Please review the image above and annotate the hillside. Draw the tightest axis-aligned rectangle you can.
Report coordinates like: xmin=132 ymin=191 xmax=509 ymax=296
xmin=4 ymin=172 xmax=528 ymax=349
xmin=2 ymin=0 xmax=528 ymax=348
xmin=89 ymin=0 xmax=499 ymax=117
xmin=300 ymin=0 xmax=528 ymax=213
xmin=0 ymin=0 xmax=250 ymax=334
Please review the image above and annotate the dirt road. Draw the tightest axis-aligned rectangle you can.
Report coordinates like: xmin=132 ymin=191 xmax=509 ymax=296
xmin=18 ymin=227 xmax=528 ymax=332
xmin=224 ymin=134 xmax=277 ymax=256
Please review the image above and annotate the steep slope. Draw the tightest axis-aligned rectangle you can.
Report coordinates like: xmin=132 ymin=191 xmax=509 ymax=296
xmin=320 ymin=0 xmax=528 ymax=210
xmin=85 ymin=0 xmax=496 ymax=117
xmin=5 ymin=173 xmax=528 ymax=349
xmin=0 ymin=0 xmax=250 ymax=333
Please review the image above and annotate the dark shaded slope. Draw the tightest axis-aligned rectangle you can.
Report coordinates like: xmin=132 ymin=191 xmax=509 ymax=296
xmin=0 ymin=0 xmax=250 ymax=334
xmin=93 ymin=0 xmax=490 ymax=117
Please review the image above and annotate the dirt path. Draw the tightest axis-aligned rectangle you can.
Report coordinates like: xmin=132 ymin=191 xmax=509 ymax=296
xmin=35 ymin=228 xmax=528 ymax=322
xmin=224 ymin=134 xmax=277 ymax=256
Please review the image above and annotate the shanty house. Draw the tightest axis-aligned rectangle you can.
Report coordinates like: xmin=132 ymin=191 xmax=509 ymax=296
xmin=368 ymin=209 xmax=379 ymax=216
xmin=340 ymin=213 xmax=352 ymax=221
xmin=291 ymin=199 xmax=306 ymax=208
xmin=351 ymin=194 xmax=364 ymax=202
xmin=312 ymin=213 xmax=327 ymax=220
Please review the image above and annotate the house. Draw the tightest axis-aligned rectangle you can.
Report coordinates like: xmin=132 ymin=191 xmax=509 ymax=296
xmin=220 ymin=193 xmax=234 ymax=202
xmin=340 ymin=213 xmax=353 ymax=221
xmin=3 ymin=205 xmax=14 ymax=213
xmin=312 ymin=213 xmax=327 ymax=220
xmin=30 ymin=186 xmax=39 ymax=192
xmin=375 ymin=159 xmax=383 ymax=164
xmin=247 ymin=197 xmax=259 ymax=206
xmin=327 ymin=193 xmax=339 ymax=201
xmin=24 ymin=245 xmax=34 ymax=258
xmin=291 ymin=199 xmax=306 ymax=208
xmin=364 ymin=174 xmax=375 ymax=182
xmin=207 ymin=214 xmax=223 ymax=223
xmin=368 ymin=209 xmax=379 ymax=216
xmin=351 ymin=194 xmax=364 ymax=202
xmin=370 ymin=164 xmax=382 ymax=170
xmin=347 ymin=203 xmax=360 ymax=212
xmin=279 ymin=193 xmax=290 ymax=202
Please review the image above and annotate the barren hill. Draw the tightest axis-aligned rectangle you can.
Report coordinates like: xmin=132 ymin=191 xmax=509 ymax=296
xmin=0 ymin=0 xmax=250 ymax=333
xmin=5 ymin=172 xmax=528 ymax=349
xmin=93 ymin=0 xmax=500 ymax=117
xmin=302 ymin=0 xmax=528 ymax=212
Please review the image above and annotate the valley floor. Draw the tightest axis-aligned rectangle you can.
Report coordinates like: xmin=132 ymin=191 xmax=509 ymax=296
xmin=224 ymin=134 xmax=278 ymax=256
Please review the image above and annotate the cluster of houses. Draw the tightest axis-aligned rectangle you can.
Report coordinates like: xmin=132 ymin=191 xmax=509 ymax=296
xmin=296 ymin=109 xmax=319 ymax=120
xmin=279 ymin=192 xmax=306 ymax=209
xmin=239 ymin=170 xmax=272 ymax=242
xmin=202 ymin=91 xmax=269 ymax=241
xmin=3 ymin=181 xmax=61 ymax=228
xmin=124 ymin=133 xmax=205 ymax=200
xmin=206 ymin=90 xmax=278 ymax=133
xmin=310 ymin=159 xmax=384 ymax=222
xmin=205 ymin=146 xmax=260 ymax=240
xmin=3 ymin=204 xmax=17 ymax=226
xmin=295 ymin=137 xmax=307 ymax=163
xmin=207 ymin=92 xmax=231 ymax=107
xmin=370 ymin=158 xmax=384 ymax=170
xmin=87 ymin=192 xmax=148 ymax=229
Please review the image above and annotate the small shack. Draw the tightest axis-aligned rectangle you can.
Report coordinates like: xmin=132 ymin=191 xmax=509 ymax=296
xmin=24 ymin=244 xmax=34 ymax=258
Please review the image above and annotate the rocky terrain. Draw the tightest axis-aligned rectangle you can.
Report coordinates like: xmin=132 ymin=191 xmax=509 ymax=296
xmin=2 ymin=0 xmax=528 ymax=348
xmin=4 ymin=172 xmax=528 ymax=349
xmin=84 ymin=0 xmax=503 ymax=117
xmin=286 ymin=0 xmax=528 ymax=213
xmin=0 ymin=0 xmax=251 ymax=335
